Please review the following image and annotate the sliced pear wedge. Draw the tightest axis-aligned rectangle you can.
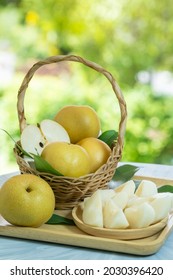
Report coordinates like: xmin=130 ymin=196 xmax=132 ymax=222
xmin=155 ymin=192 xmax=173 ymax=211
xmin=103 ymin=199 xmax=129 ymax=229
xmin=111 ymin=191 xmax=129 ymax=209
xmin=114 ymin=180 xmax=136 ymax=198
xmin=135 ymin=180 xmax=157 ymax=197
xmin=126 ymin=195 xmax=148 ymax=207
xmin=99 ymin=189 xmax=115 ymax=205
xmin=82 ymin=190 xmax=103 ymax=228
xmin=124 ymin=202 xmax=155 ymax=229
xmin=149 ymin=194 xmax=172 ymax=223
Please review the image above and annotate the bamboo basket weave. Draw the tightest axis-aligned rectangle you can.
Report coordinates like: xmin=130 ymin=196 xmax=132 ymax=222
xmin=14 ymin=54 xmax=127 ymax=209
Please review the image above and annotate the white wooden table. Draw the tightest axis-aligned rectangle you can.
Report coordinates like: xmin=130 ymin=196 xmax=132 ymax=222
xmin=0 ymin=162 xmax=173 ymax=260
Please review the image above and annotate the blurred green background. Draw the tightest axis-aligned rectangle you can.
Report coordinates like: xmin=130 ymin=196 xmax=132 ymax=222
xmin=0 ymin=0 xmax=173 ymax=174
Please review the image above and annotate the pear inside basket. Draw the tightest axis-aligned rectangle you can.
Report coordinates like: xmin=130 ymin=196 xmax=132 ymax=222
xmin=14 ymin=55 xmax=127 ymax=210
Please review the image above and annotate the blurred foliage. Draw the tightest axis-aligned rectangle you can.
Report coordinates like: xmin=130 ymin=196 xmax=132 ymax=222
xmin=0 ymin=0 xmax=173 ymax=173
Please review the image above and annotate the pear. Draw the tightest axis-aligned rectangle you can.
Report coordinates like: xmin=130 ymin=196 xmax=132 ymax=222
xmin=82 ymin=190 xmax=103 ymax=227
xmin=124 ymin=202 xmax=155 ymax=228
xmin=114 ymin=180 xmax=136 ymax=198
xmin=0 ymin=174 xmax=55 ymax=227
xmin=21 ymin=119 xmax=70 ymax=155
xmin=111 ymin=191 xmax=129 ymax=209
xmin=103 ymin=199 xmax=129 ymax=229
xmin=99 ymin=189 xmax=115 ymax=205
xmin=149 ymin=194 xmax=172 ymax=223
xmin=158 ymin=192 xmax=173 ymax=208
xmin=127 ymin=195 xmax=148 ymax=207
xmin=40 ymin=119 xmax=70 ymax=143
xmin=21 ymin=124 xmax=45 ymax=155
xmin=150 ymin=192 xmax=173 ymax=203
xmin=135 ymin=180 xmax=157 ymax=197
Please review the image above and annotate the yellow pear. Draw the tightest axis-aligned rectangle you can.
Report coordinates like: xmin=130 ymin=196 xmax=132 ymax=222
xmin=78 ymin=137 xmax=111 ymax=173
xmin=54 ymin=105 xmax=101 ymax=143
xmin=0 ymin=174 xmax=55 ymax=227
xmin=41 ymin=142 xmax=91 ymax=177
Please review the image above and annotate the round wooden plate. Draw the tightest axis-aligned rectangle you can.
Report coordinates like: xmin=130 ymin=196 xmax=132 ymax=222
xmin=72 ymin=205 xmax=168 ymax=240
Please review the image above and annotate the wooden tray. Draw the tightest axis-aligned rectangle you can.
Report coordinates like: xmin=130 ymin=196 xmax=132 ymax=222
xmin=0 ymin=176 xmax=173 ymax=256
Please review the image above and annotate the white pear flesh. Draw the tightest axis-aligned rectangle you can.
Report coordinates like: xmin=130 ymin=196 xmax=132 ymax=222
xmin=124 ymin=202 xmax=155 ymax=229
xmin=150 ymin=195 xmax=172 ymax=223
xmin=103 ymin=199 xmax=129 ymax=229
xmin=21 ymin=124 xmax=45 ymax=155
xmin=157 ymin=192 xmax=173 ymax=209
xmin=99 ymin=189 xmax=115 ymax=205
xmin=126 ymin=195 xmax=148 ymax=207
xmin=111 ymin=191 xmax=129 ymax=209
xmin=40 ymin=119 xmax=70 ymax=143
xmin=135 ymin=180 xmax=157 ymax=197
xmin=82 ymin=190 xmax=103 ymax=228
xmin=114 ymin=180 xmax=136 ymax=198
xmin=21 ymin=119 xmax=70 ymax=156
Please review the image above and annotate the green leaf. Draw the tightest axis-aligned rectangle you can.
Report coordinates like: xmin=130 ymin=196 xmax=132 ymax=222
xmin=33 ymin=154 xmax=64 ymax=176
xmin=0 ymin=128 xmax=17 ymax=143
xmin=158 ymin=185 xmax=173 ymax=193
xmin=46 ymin=214 xmax=75 ymax=225
xmin=1 ymin=128 xmax=33 ymax=158
xmin=16 ymin=143 xmax=34 ymax=159
xmin=112 ymin=164 xmax=140 ymax=183
xmin=98 ymin=130 xmax=118 ymax=147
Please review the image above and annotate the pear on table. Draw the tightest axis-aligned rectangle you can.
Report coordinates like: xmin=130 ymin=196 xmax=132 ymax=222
xmin=21 ymin=119 xmax=70 ymax=155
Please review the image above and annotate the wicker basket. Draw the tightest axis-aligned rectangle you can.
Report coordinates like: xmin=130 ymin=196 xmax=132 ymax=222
xmin=14 ymin=54 xmax=127 ymax=209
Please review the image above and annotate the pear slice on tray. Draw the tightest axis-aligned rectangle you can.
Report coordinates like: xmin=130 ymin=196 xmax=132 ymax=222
xmin=72 ymin=179 xmax=172 ymax=240
xmin=72 ymin=205 xmax=168 ymax=240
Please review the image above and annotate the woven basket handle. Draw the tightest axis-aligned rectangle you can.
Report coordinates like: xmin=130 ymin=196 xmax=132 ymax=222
xmin=17 ymin=54 xmax=127 ymax=152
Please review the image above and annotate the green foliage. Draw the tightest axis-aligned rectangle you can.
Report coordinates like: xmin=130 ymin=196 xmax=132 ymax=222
xmin=112 ymin=164 xmax=140 ymax=184
xmin=0 ymin=0 xmax=173 ymax=173
xmin=122 ymin=85 xmax=173 ymax=164
xmin=98 ymin=130 xmax=118 ymax=148
xmin=46 ymin=214 xmax=75 ymax=225
xmin=158 ymin=185 xmax=173 ymax=193
xmin=2 ymin=0 xmax=173 ymax=84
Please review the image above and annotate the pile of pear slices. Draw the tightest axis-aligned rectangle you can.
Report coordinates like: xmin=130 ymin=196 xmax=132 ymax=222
xmin=81 ymin=180 xmax=173 ymax=229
